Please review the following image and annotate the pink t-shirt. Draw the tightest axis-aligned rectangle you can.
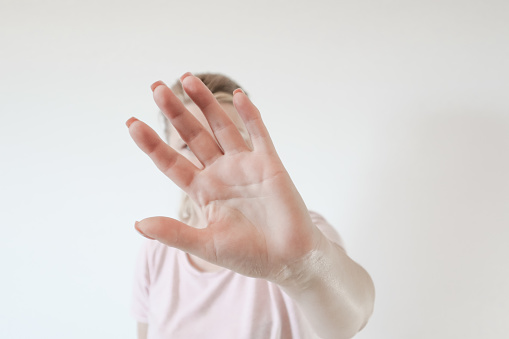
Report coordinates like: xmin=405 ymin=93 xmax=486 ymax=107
xmin=131 ymin=211 xmax=345 ymax=339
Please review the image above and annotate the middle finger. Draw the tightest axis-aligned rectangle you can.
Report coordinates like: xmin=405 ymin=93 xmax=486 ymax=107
xmin=152 ymin=81 xmax=223 ymax=166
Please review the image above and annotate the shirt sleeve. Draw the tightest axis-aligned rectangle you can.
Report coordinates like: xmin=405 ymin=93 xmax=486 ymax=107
xmin=131 ymin=239 xmax=151 ymax=323
xmin=309 ymin=210 xmax=346 ymax=252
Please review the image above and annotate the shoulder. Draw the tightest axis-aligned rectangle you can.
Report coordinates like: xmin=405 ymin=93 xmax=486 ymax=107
xmin=308 ymin=210 xmax=346 ymax=251
xmin=135 ymin=239 xmax=180 ymax=271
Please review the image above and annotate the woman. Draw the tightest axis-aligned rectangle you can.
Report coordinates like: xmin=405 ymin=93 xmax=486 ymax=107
xmin=127 ymin=72 xmax=375 ymax=338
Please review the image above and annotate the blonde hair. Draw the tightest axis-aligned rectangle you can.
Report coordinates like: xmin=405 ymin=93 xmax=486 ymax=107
xmin=160 ymin=73 xmax=247 ymax=224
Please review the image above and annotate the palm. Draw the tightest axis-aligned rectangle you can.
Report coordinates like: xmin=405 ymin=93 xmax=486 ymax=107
xmin=190 ymin=151 xmax=307 ymax=278
xmin=128 ymin=75 xmax=321 ymax=280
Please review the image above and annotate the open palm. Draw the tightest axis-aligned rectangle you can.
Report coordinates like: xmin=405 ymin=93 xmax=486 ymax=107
xmin=127 ymin=74 xmax=323 ymax=280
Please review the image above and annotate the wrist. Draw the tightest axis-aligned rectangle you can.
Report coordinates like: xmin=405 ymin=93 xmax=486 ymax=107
xmin=271 ymin=231 xmax=335 ymax=292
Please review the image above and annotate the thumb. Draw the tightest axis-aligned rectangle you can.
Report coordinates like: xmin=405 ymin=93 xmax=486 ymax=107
xmin=135 ymin=217 xmax=209 ymax=257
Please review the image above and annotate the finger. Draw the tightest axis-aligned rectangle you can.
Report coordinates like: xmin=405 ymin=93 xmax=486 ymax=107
xmin=127 ymin=117 xmax=199 ymax=190
xmin=180 ymin=73 xmax=249 ymax=154
xmin=232 ymin=89 xmax=276 ymax=153
xmin=152 ymin=81 xmax=223 ymax=166
xmin=136 ymin=217 xmax=215 ymax=262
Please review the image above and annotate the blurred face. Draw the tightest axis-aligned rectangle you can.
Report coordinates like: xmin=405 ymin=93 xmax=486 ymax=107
xmin=168 ymin=101 xmax=251 ymax=166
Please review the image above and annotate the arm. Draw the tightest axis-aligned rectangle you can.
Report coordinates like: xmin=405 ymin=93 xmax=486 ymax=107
xmin=137 ymin=322 xmax=148 ymax=339
xmin=127 ymin=73 xmax=374 ymax=338
xmin=276 ymin=233 xmax=375 ymax=338
xmin=132 ymin=242 xmax=151 ymax=337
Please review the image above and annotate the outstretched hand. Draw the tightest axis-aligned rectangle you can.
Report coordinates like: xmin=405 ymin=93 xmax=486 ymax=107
xmin=127 ymin=73 xmax=323 ymax=281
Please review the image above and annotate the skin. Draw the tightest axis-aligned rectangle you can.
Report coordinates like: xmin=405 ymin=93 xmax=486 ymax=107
xmin=171 ymin=101 xmax=253 ymax=272
xmin=129 ymin=73 xmax=375 ymax=339
xmin=137 ymin=322 xmax=148 ymax=339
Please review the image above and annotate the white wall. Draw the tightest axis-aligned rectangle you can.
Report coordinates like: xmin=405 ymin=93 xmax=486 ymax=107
xmin=1 ymin=0 xmax=508 ymax=338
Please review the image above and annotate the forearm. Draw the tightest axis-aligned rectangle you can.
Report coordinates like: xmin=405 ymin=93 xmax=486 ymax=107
xmin=275 ymin=234 xmax=375 ymax=339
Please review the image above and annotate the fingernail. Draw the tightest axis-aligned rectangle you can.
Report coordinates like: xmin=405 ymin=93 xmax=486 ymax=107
xmin=180 ymin=72 xmax=193 ymax=83
xmin=135 ymin=221 xmax=156 ymax=240
xmin=151 ymin=81 xmax=166 ymax=92
xmin=233 ymin=88 xmax=245 ymax=95
xmin=126 ymin=117 xmax=139 ymax=128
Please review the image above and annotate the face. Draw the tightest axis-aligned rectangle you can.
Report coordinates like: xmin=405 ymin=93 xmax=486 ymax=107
xmin=168 ymin=101 xmax=251 ymax=167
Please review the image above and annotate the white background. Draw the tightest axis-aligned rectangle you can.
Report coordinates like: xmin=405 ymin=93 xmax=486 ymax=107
xmin=1 ymin=0 xmax=508 ymax=338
